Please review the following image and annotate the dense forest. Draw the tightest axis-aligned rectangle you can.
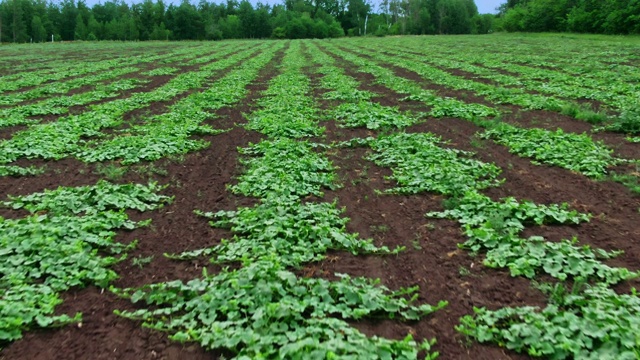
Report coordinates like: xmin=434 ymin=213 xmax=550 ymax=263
xmin=496 ymin=0 xmax=640 ymax=34
xmin=0 ymin=0 xmax=491 ymax=42
xmin=1 ymin=0 xmax=637 ymax=42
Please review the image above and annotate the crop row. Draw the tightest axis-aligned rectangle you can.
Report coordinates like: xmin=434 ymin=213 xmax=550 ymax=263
xmin=306 ymin=41 xmax=640 ymax=358
xmin=0 ymin=43 xmax=221 ymax=107
xmin=0 ymin=181 xmax=172 ymax=345
xmin=0 ymin=76 xmax=145 ymax=128
xmin=377 ymin=36 xmax=640 ymax=85
xmin=339 ymin=113 xmax=639 ymax=359
xmin=0 ymin=43 xmax=204 ymax=94
xmin=0 ymin=42 xmax=262 ymax=176
xmin=78 ymin=42 xmax=284 ymax=165
xmin=321 ymin=42 xmax=624 ymax=180
xmin=320 ymin=42 xmax=496 ymax=120
xmin=375 ymin=39 xmax=639 ymax=112
xmin=113 ymin=41 xmax=445 ymax=359
xmin=347 ymin=43 xmax=608 ymax=123
xmin=348 ymin=38 xmax=640 ymax=137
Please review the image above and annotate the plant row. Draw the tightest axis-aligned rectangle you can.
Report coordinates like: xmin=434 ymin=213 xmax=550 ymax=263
xmin=320 ymin=42 xmax=497 ymax=120
xmin=113 ymin=40 xmax=445 ymax=359
xmin=305 ymin=42 xmax=640 ymax=357
xmin=353 ymin=39 xmax=640 ymax=136
xmin=0 ymin=76 xmax=144 ymax=128
xmin=323 ymin=43 xmax=626 ymax=180
xmin=0 ymin=43 xmax=220 ymax=107
xmin=0 ymin=181 xmax=172 ymax=346
xmin=339 ymin=129 xmax=639 ymax=358
xmin=379 ymin=40 xmax=638 ymax=113
xmin=377 ymin=37 xmax=640 ymax=87
xmin=348 ymin=43 xmax=610 ymax=124
xmin=0 ymin=42 xmax=261 ymax=176
xmin=0 ymin=43 xmax=201 ymax=94
xmin=78 ymin=42 xmax=284 ymax=165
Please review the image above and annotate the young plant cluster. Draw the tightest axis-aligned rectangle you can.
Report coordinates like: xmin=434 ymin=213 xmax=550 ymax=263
xmin=480 ymin=122 xmax=620 ymax=178
xmin=0 ymin=181 xmax=171 ymax=345
xmin=0 ymin=44 xmax=211 ymax=111
xmin=333 ymin=102 xmax=419 ymax=130
xmin=245 ymin=50 xmax=323 ymax=138
xmin=365 ymin=44 xmax=613 ymax=121
xmin=0 ymin=72 xmax=143 ymax=128
xmin=353 ymin=37 xmax=639 ymax=121
xmin=351 ymin=133 xmax=503 ymax=196
xmin=328 ymin=40 xmax=635 ymax=191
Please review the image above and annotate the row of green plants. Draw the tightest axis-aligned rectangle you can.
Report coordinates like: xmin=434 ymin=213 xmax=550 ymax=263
xmin=319 ymin=42 xmax=497 ymax=121
xmin=0 ymin=76 xmax=144 ymax=128
xmin=0 ymin=181 xmax=172 ymax=346
xmin=78 ymin=43 xmax=284 ymax=165
xmin=113 ymin=41 xmax=446 ymax=359
xmin=0 ymin=66 xmax=141 ymax=108
xmin=316 ymin=41 xmax=430 ymax=129
xmin=244 ymin=48 xmax=322 ymax=139
xmin=324 ymin=43 xmax=628 ymax=181
xmin=479 ymin=121 xmax=621 ymax=178
xmin=376 ymin=40 xmax=638 ymax=114
xmin=348 ymin=43 xmax=608 ymax=124
xmin=0 ymin=43 xmax=218 ymax=107
xmin=305 ymin=40 xmax=640 ymax=357
xmin=338 ymin=120 xmax=638 ymax=358
xmin=311 ymin=38 xmax=636 ymax=283
xmin=352 ymin=38 xmax=640 ymax=136
xmin=306 ymin=42 xmax=423 ymax=131
xmin=0 ymin=42 xmax=260 ymax=175
xmin=0 ymin=44 xmax=189 ymax=94
xmin=374 ymin=36 xmax=640 ymax=86
xmin=343 ymin=130 xmax=640 ymax=358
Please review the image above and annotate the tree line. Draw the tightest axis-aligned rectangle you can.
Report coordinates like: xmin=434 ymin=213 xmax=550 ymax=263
xmin=0 ymin=0 xmax=493 ymax=42
xmin=496 ymin=0 xmax=640 ymax=34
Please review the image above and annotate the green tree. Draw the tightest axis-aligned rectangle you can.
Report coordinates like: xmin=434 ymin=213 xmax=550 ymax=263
xmin=220 ymin=14 xmax=242 ymax=38
xmin=437 ymin=0 xmax=473 ymax=34
xmin=125 ymin=14 xmax=138 ymax=40
xmin=472 ymin=13 xmax=494 ymax=34
xmin=253 ymin=3 xmax=271 ymax=38
xmin=135 ymin=0 xmax=155 ymax=40
xmin=343 ymin=0 xmax=370 ymax=35
xmin=236 ymin=0 xmax=253 ymax=37
xmin=170 ymin=0 xmax=203 ymax=39
xmin=11 ymin=0 xmax=28 ymax=42
xmin=87 ymin=14 xmax=101 ymax=39
xmin=152 ymin=0 xmax=165 ymax=24
xmin=74 ymin=12 xmax=87 ymax=39
xmin=59 ymin=0 xmax=76 ymax=40
xmin=285 ymin=16 xmax=306 ymax=38
xmin=271 ymin=26 xmax=286 ymax=38
xmin=150 ymin=21 xmax=170 ymax=39
xmin=30 ymin=14 xmax=45 ymax=41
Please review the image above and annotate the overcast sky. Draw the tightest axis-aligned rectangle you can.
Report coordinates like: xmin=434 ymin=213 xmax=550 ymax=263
xmin=84 ymin=0 xmax=505 ymax=15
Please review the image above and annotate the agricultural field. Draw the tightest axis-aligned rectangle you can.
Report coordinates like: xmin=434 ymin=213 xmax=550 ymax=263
xmin=0 ymin=33 xmax=639 ymax=359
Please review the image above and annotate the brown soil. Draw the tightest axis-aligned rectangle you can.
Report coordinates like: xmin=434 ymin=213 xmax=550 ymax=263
xmin=1 ymin=41 xmax=639 ymax=360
